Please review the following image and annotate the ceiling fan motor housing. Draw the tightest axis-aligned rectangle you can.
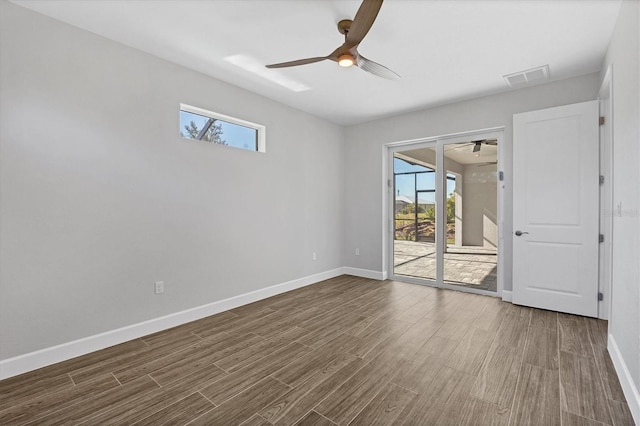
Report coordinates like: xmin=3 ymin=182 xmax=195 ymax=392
xmin=338 ymin=19 xmax=352 ymax=35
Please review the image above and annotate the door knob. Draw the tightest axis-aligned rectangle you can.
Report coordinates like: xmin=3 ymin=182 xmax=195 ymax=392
xmin=515 ymin=230 xmax=529 ymax=236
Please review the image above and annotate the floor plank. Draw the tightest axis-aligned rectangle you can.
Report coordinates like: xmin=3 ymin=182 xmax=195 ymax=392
xmin=559 ymin=350 xmax=613 ymax=425
xmin=294 ymin=411 xmax=337 ymax=426
xmin=272 ymin=333 xmax=358 ymax=388
xmin=260 ymin=357 xmax=365 ymax=426
xmin=189 ymin=376 xmax=291 ymax=426
xmin=391 ymin=335 xmax=458 ymax=392
xmin=25 ymin=375 xmax=159 ymax=426
xmin=445 ymin=326 xmax=496 ymax=376
xmin=558 ymin=316 xmax=592 ymax=358
xmin=585 ymin=317 xmax=608 ymax=347
xmin=347 ymin=318 xmax=413 ymax=358
xmin=199 ymin=342 xmax=310 ymax=405
xmin=214 ymin=330 xmax=302 ymax=373
xmin=458 ymin=397 xmax=510 ymax=426
xmin=509 ymin=363 xmax=560 ymax=426
xmin=473 ymin=298 xmax=508 ymax=331
xmin=471 ymin=343 xmax=523 ymax=410
xmin=70 ymin=331 xmax=201 ymax=385
xmin=591 ymin=344 xmax=627 ymax=402
xmin=399 ymin=366 xmax=476 ymax=425
xmin=530 ymin=308 xmax=558 ymax=330
xmin=608 ymin=398 xmax=635 ymax=426
xmin=523 ymin=325 xmax=559 ymax=370
xmin=0 ymin=374 xmax=119 ymax=425
xmin=0 ymin=372 xmax=74 ymax=412
xmin=561 ymin=410 xmax=609 ymax=426
xmin=239 ymin=414 xmax=273 ymax=426
xmin=115 ymin=331 xmax=256 ymax=384
xmin=348 ymin=382 xmax=417 ymax=426
xmin=132 ymin=392 xmax=215 ymax=426
xmin=314 ymin=352 xmax=405 ymax=425
xmin=494 ymin=311 xmax=530 ymax=349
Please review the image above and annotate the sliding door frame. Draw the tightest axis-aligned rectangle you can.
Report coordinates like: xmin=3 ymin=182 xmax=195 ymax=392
xmin=385 ymin=127 xmax=505 ymax=297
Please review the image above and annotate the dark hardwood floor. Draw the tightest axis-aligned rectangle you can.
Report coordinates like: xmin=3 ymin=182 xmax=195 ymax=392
xmin=0 ymin=275 xmax=634 ymax=425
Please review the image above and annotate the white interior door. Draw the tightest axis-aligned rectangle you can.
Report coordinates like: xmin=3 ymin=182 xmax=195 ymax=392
xmin=513 ymin=101 xmax=599 ymax=317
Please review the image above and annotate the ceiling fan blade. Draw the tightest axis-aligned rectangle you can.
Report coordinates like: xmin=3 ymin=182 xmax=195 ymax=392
xmin=470 ymin=138 xmax=498 ymax=145
xmin=447 ymin=143 xmax=475 ymax=151
xmin=346 ymin=0 xmax=384 ymax=46
xmin=327 ymin=43 xmax=352 ymax=60
xmin=356 ymin=54 xmax=399 ymax=80
xmin=266 ymin=57 xmax=328 ymax=68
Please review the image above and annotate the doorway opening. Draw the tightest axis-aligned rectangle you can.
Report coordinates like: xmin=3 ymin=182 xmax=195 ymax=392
xmin=388 ymin=130 xmax=503 ymax=296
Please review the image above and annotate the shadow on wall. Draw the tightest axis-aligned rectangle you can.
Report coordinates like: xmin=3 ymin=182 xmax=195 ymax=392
xmin=483 ymin=209 xmax=498 ymax=248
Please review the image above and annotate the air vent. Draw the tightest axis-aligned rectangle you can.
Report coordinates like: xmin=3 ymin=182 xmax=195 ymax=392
xmin=503 ymin=65 xmax=550 ymax=88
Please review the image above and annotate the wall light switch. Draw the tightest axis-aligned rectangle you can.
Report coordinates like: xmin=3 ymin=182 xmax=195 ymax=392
xmin=155 ymin=281 xmax=164 ymax=294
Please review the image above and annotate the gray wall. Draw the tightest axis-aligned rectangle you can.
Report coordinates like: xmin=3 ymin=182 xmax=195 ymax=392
xmin=461 ymin=164 xmax=498 ymax=248
xmin=0 ymin=2 xmax=344 ymax=360
xmin=343 ymin=72 xmax=601 ymax=289
xmin=602 ymin=0 xmax=640 ymax=403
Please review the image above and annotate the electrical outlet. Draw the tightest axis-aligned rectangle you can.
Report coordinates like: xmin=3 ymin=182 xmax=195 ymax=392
xmin=312 ymin=252 xmax=317 ymax=261
xmin=155 ymin=281 xmax=164 ymax=294
xmin=355 ymin=248 xmax=360 ymax=256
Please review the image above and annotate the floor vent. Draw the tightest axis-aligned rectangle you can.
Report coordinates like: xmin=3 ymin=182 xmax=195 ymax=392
xmin=503 ymin=65 xmax=550 ymax=88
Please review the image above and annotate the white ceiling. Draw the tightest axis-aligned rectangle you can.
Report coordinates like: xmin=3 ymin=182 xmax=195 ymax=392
xmin=444 ymin=141 xmax=498 ymax=166
xmin=401 ymin=140 xmax=498 ymax=169
xmin=12 ymin=0 xmax=621 ymax=125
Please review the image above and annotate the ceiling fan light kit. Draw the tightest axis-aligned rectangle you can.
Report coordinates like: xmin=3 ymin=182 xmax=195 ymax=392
xmin=265 ymin=0 xmax=399 ymax=79
xmin=338 ymin=54 xmax=355 ymax=67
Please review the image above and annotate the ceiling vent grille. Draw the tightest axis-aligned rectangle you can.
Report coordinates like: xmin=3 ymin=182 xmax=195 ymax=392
xmin=503 ymin=65 xmax=550 ymax=88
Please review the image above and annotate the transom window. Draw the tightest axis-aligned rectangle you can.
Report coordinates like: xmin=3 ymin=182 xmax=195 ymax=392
xmin=179 ymin=104 xmax=265 ymax=152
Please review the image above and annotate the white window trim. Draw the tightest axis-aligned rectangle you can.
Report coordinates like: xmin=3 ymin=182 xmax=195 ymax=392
xmin=180 ymin=103 xmax=266 ymax=153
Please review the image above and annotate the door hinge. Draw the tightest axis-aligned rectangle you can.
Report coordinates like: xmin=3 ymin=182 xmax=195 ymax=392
xmin=598 ymin=292 xmax=604 ymax=301
xmin=498 ymin=171 xmax=504 ymax=181
xmin=599 ymin=234 xmax=604 ymax=243
xmin=599 ymin=116 xmax=605 ymax=126
xmin=599 ymin=175 xmax=605 ymax=185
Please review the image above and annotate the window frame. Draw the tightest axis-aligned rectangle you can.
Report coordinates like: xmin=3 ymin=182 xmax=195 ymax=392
xmin=179 ymin=103 xmax=266 ymax=153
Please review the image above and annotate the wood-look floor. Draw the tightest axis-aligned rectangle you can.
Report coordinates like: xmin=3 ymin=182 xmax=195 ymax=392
xmin=0 ymin=276 xmax=635 ymax=426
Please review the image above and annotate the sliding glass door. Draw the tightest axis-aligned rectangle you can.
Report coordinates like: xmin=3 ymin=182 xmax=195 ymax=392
xmin=389 ymin=133 xmax=501 ymax=295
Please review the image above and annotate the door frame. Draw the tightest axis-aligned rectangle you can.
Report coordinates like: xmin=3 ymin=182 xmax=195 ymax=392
xmin=598 ymin=65 xmax=614 ymax=320
xmin=384 ymin=127 xmax=505 ymax=297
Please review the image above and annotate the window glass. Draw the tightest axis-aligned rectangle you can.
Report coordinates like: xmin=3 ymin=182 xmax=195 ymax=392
xmin=179 ymin=104 xmax=265 ymax=152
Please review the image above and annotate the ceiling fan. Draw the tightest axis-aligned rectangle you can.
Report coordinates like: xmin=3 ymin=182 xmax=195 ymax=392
xmin=449 ymin=139 xmax=498 ymax=153
xmin=265 ymin=0 xmax=399 ymax=80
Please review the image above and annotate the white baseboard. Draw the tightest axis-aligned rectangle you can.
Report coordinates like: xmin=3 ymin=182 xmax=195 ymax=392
xmin=342 ymin=267 xmax=386 ymax=280
xmin=0 ymin=268 xmax=344 ymax=380
xmin=502 ymin=290 xmax=512 ymax=302
xmin=608 ymin=334 xmax=640 ymax=425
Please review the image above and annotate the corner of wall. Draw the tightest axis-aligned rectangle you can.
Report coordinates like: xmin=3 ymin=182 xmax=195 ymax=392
xmin=608 ymin=334 xmax=640 ymax=424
